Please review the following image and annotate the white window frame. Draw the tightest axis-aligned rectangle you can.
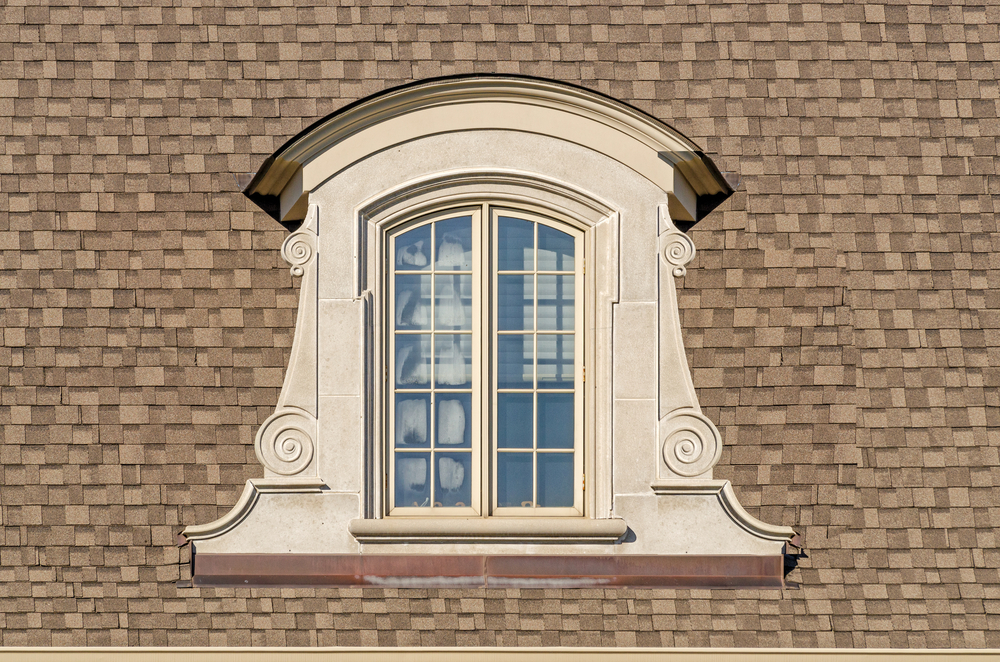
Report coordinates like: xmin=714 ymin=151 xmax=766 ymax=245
xmin=383 ymin=201 xmax=588 ymax=519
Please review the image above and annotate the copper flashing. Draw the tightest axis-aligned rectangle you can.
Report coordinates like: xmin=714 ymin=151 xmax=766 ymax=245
xmin=190 ymin=553 xmax=787 ymax=589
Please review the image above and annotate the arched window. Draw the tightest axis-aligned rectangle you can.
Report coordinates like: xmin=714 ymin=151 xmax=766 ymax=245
xmin=387 ymin=205 xmax=585 ymax=517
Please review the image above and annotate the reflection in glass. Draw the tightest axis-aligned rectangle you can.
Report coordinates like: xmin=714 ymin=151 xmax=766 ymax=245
xmin=498 ymin=216 xmax=533 ymax=271
xmin=396 ymin=395 xmax=431 ymax=447
xmin=435 ymin=334 xmax=471 ymax=389
xmin=395 ymin=334 xmax=431 ymax=387
xmin=537 ymin=334 xmax=574 ymax=389
xmin=434 ymin=216 xmax=473 ymax=271
xmin=435 ymin=274 xmax=471 ymax=330
xmin=497 ymin=453 xmax=532 ymax=507
xmin=395 ymin=453 xmax=430 ymax=507
xmin=436 ymin=395 xmax=471 ymax=447
xmin=395 ymin=224 xmax=432 ymax=271
xmin=537 ymin=275 xmax=573 ymax=331
xmin=538 ymin=224 xmax=574 ymax=271
xmin=537 ymin=453 xmax=574 ymax=507
xmin=497 ymin=334 xmax=533 ymax=389
xmin=497 ymin=393 xmax=533 ymax=448
xmin=498 ymin=275 xmax=533 ymax=331
xmin=395 ymin=274 xmax=431 ymax=330
xmin=537 ymin=393 xmax=574 ymax=449
xmin=435 ymin=453 xmax=472 ymax=507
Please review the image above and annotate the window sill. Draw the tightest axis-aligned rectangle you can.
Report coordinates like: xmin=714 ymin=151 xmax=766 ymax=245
xmin=348 ymin=517 xmax=628 ymax=544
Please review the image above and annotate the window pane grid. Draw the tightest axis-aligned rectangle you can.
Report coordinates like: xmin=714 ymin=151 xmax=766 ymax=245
xmin=389 ymin=207 xmax=582 ymax=518
xmin=392 ymin=215 xmax=475 ymax=512
xmin=494 ymin=215 xmax=578 ymax=511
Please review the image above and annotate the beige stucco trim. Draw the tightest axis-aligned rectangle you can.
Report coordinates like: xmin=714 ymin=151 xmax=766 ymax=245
xmin=181 ymin=478 xmax=327 ymax=542
xmin=650 ymin=479 xmax=797 ymax=543
xmin=348 ymin=516 xmax=628 ymax=543
xmin=245 ymin=77 xmax=731 ymax=224
xmin=1 ymin=648 xmax=996 ymax=661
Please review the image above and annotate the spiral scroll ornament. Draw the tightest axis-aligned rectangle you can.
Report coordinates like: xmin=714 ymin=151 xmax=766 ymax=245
xmin=659 ymin=231 xmax=696 ymax=278
xmin=659 ymin=410 xmax=722 ymax=478
xmin=255 ymin=410 xmax=316 ymax=476
xmin=281 ymin=230 xmax=317 ymax=277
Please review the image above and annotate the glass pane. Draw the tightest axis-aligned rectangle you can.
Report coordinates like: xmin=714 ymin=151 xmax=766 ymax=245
xmin=498 ymin=275 xmax=533 ymax=331
xmin=436 ymin=394 xmax=471 ymax=448
xmin=395 ymin=274 xmax=431 ymax=330
xmin=435 ymin=452 xmax=472 ymax=507
xmin=434 ymin=216 xmax=473 ymax=271
xmin=395 ymin=334 xmax=431 ymax=387
xmin=538 ymin=224 xmax=574 ymax=271
xmin=434 ymin=274 xmax=472 ymax=330
xmin=435 ymin=334 xmax=471 ymax=389
xmin=498 ymin=216 xmax=533 ymax=271
xmin=395 ymin=394 xmax=430 ymax=448
xmin=537 ymin=334 xmax=574 ymax=389
xmin=497 ymin=453 xmax=533 ymax=507
xmin=537 ymin=393 xmax=574 ymax=449
xmin=537 ymin=275 xmax=573 ymax=331
xmin=395 ymin=453 xmax=430 ymax=508
xmin=497 ymin=393 xmax=533 ymax=449
xmin=536 ymin=453 xmax=574 ymax=507
xmin=395 ymin=224 xmax=431 ymax=271
xmin=497 ymin=334 xmax=533 ymax=389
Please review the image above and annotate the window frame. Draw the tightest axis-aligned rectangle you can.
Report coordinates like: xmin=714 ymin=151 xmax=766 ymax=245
xmin=383 ymin=201 xmax=588 ymax=519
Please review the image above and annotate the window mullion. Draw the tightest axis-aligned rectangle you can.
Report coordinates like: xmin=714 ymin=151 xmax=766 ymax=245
xmin=480 ymin=203 xmax=492 ymax=516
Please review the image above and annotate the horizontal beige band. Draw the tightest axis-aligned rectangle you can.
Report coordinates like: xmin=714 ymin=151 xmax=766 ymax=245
xmin=0 ymin=647 xmax=996 ymax=662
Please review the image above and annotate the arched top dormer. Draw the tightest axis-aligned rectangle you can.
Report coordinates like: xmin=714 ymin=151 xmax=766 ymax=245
xmin=241 ymin=75 xmax=735 ymax=228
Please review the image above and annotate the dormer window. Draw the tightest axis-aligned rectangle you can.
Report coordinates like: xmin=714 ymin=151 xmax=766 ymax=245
xmin=181 ymin=75 xmax=797 ymax=589
xmin=387 ymin=205 xmax=585 ymax=517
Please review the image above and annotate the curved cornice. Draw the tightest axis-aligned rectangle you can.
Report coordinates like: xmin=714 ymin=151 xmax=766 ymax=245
xmin=242 ymin=75 xmax=734 ymax=226
xmin=650 ymin=480 xmax=798 ymax=543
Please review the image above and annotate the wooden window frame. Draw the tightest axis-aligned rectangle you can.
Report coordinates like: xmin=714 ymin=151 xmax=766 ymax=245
xmin=384 ymin=202 xmax=588 ymax=519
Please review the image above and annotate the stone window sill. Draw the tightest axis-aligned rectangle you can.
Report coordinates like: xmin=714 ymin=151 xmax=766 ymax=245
xmin=348 ymin=517 xmax=628 ymax=544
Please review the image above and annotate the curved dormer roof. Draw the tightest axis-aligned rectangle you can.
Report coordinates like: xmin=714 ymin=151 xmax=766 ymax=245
xmin=242 ymin=75 xmax=736 ymax=229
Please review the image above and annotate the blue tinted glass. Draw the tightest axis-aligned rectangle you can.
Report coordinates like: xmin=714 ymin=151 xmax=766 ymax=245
xmin=536 ymin=334 xmax=573 ymax=389
xmin=498 ymin=275 xmax=533 ymax=331
xmin=434 ymin=216 xmax=472 ymax=271
xmin=536 ymin=453 xmax=573 ymax=507
xmin=497 ymin=453 xmax=533 ymax=507
xmin=498 ymin=217 xmax=533 ymax=271
xmin=435 ymin=452 xmax=472 ymax=507
xmin=434 ymin=334 xmax=471 ymax=389
xmin=395 ymin=224 xmax=431 ymax=271
xmin=436 ymin=394 xmax=471 ymax=448
xmin=395 ymin=334 xmax=431 ymax=387
xmin=395 ymin=274 xmax=431 ymax=330
xmin=497 ymin=334 xmax=533 ymax=389
xmin=537 ymin=224 xmax=574 ymax=271
xmin=537 ymin=393 xmax=573 ymax=449
xmin=497 ymin=393 xmax=533 ymax=449
xmin=537 ymin=275 xmax=573 ymax=331
xmin=395 ymin=452 xmax=430 ymax=508
xmin=395 ymin=394 xmax=431 ymax=448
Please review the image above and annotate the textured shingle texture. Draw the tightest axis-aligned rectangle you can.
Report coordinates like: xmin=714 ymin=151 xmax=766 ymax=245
xmin=1 ymin=0 xmax=999 ymax=649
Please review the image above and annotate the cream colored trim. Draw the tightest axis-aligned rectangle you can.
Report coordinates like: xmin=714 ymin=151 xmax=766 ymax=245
xmin=348 ymin=516 xmax=627 ymax=543
xmin=245 ymin=77 xmax=730 ymax=223
xmin=180 ymin=478 xmax=327 ymax=542
xmin=649 ymin=479 xmax=797 ymax=543
xmin=2 ymin=647 xmax=997 ymax=661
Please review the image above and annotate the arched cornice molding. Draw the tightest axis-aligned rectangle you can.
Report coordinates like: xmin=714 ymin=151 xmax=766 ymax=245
xmin=242 ymin=75 xmax=735 ymax=227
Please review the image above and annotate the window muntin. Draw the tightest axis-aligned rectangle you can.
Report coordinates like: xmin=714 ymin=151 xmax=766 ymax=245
xmin=387 ymin=205 xmax=584 ymax=517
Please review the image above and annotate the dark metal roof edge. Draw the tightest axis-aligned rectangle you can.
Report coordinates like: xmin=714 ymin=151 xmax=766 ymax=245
xmin=240 ymin=74 xmax=732 ymax=224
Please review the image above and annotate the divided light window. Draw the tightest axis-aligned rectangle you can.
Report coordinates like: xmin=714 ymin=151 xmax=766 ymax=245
xmin=388 ymin=205 xmax=584 ymax=517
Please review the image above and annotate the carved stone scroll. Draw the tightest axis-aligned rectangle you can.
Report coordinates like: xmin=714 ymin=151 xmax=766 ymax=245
xmin=253 ymin=203 xmax=320 ymax=478
xmin=658 ymin=409 xmax=722 ymax=478
xmin=255 ymin=409 xmax=317 ymax=475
